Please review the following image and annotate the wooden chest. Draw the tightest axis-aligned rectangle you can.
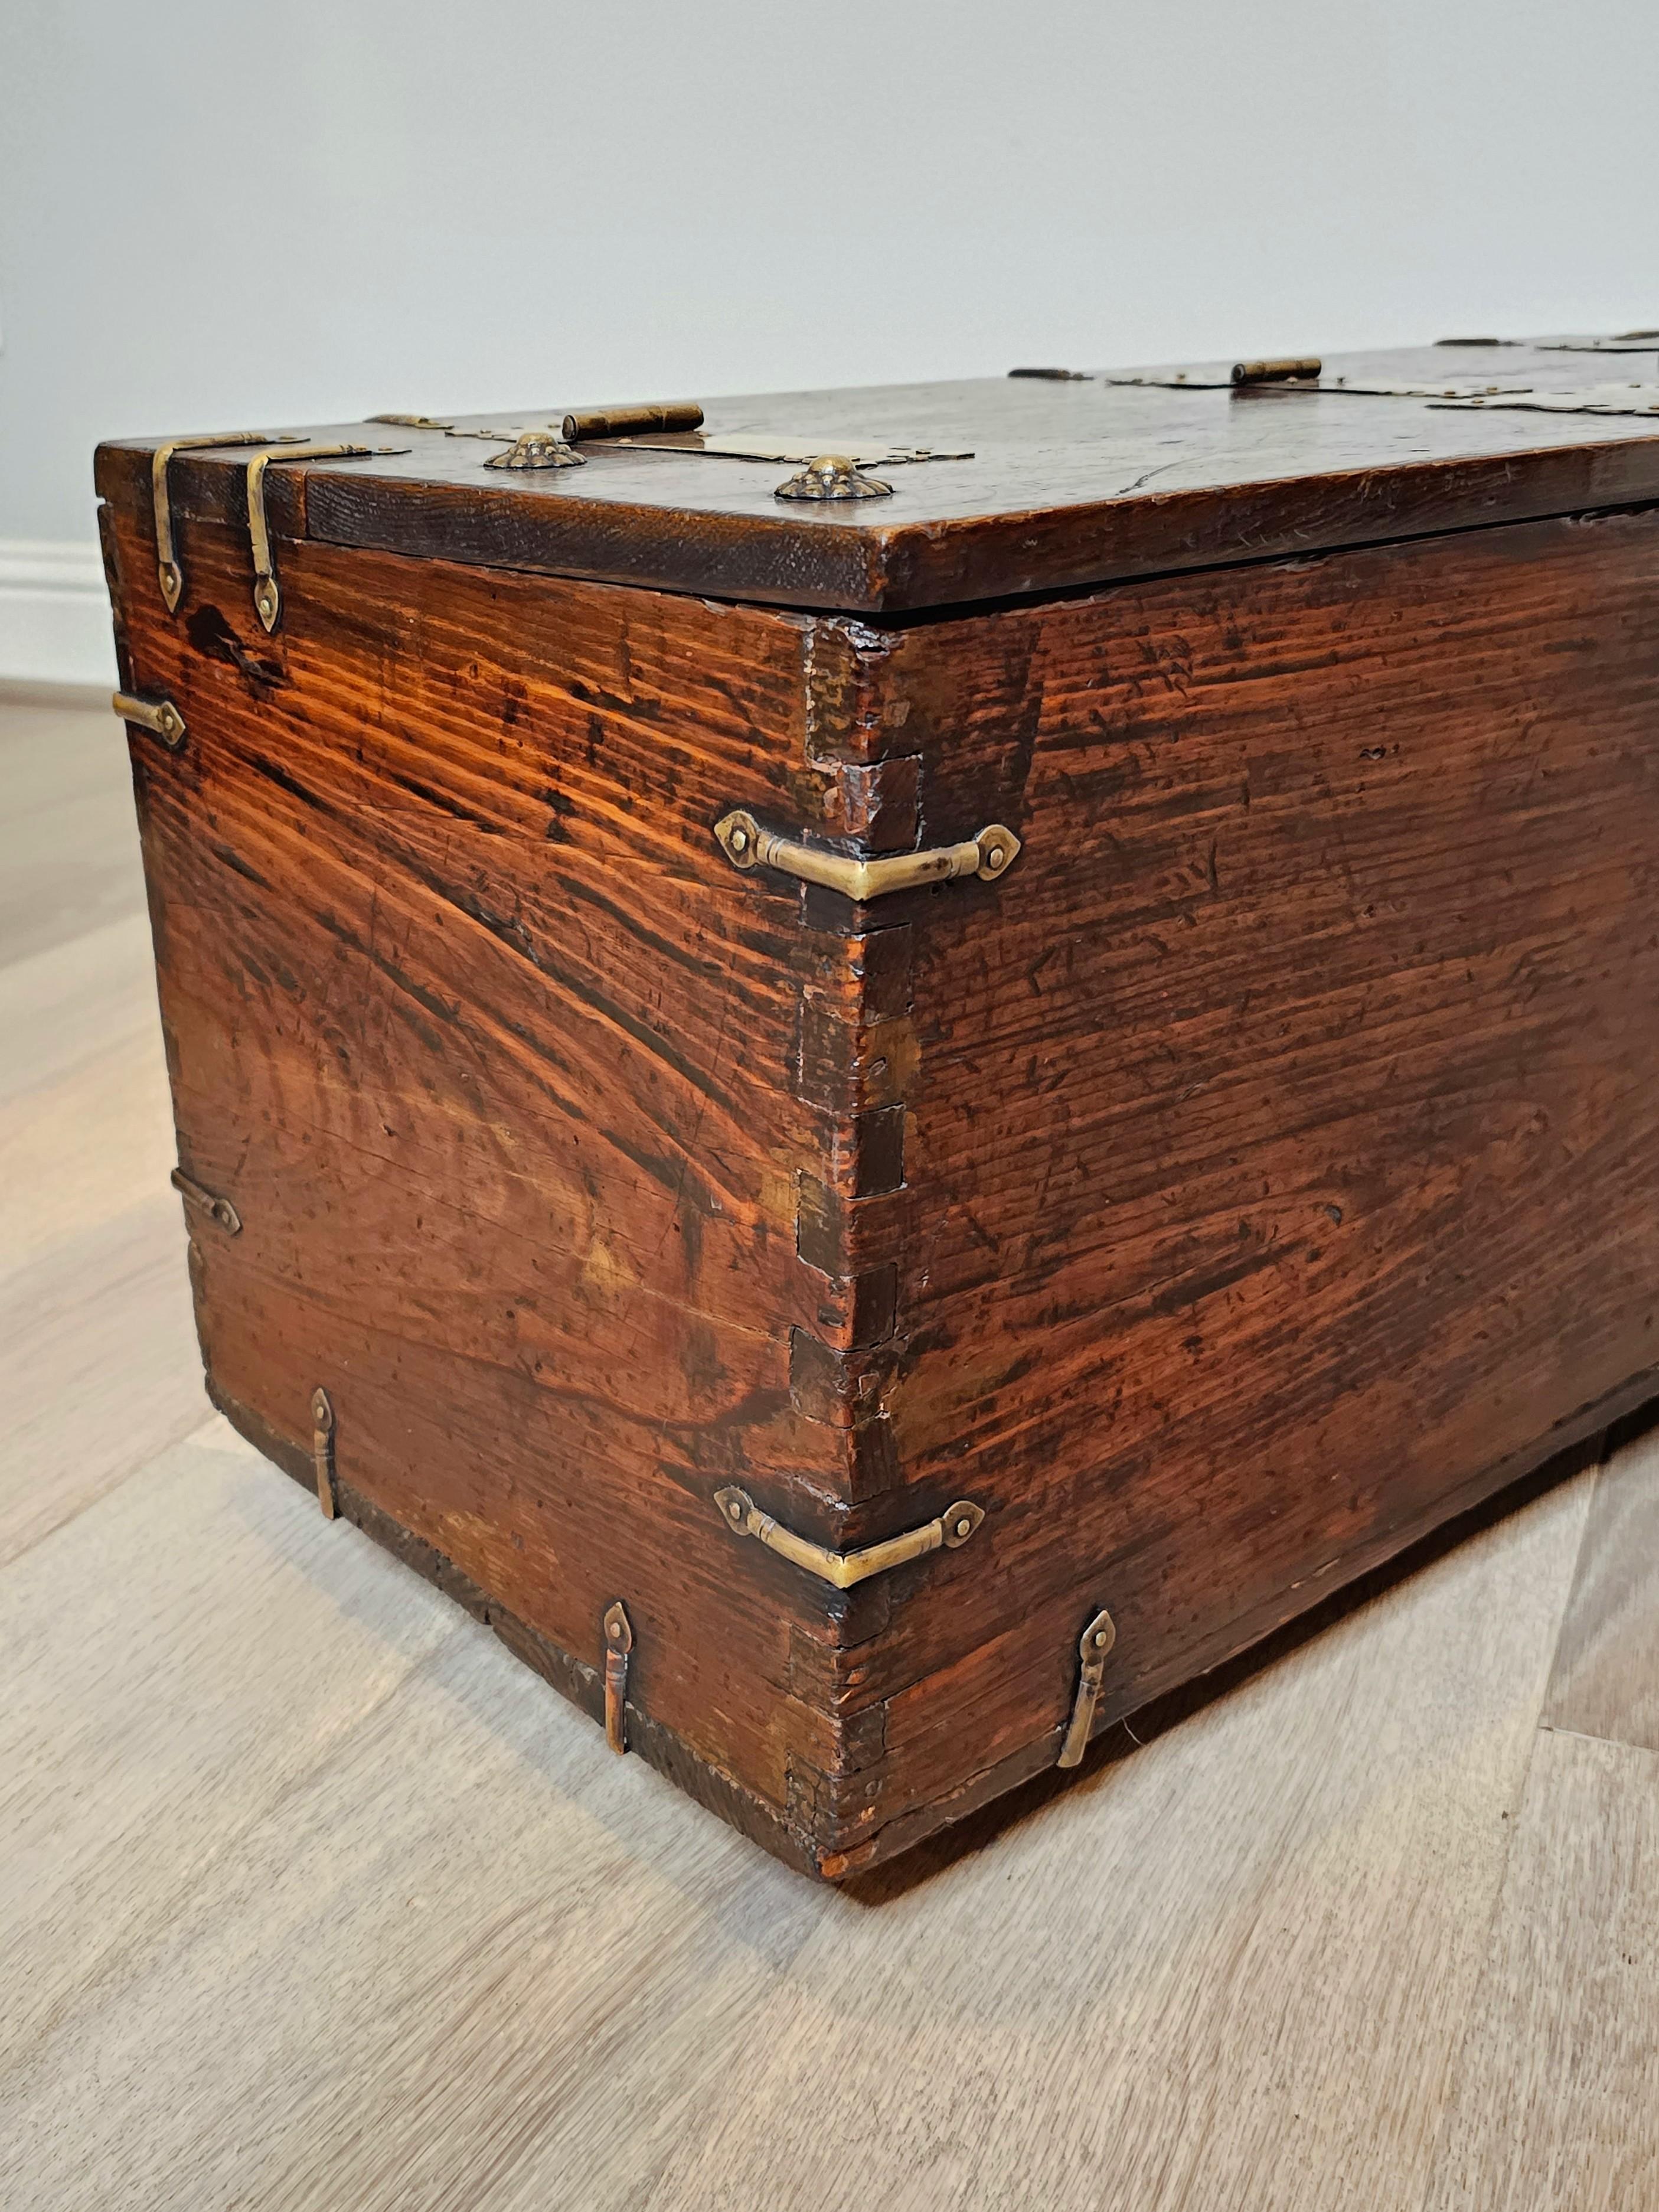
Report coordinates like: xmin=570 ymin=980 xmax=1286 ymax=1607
xmin=97 ymin=342 xmax=1659 ymax=1877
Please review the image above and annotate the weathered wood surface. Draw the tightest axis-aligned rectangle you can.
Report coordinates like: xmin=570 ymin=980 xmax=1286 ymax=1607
xmin=798 ymin=505 xmax=1659 ymax=1867
xmin=101 ymin=449 xmax=1659 ymax=1875
xmin=94 ymin=341 xmax=1659 ymax=614
xmin=100 ymin=499 xmax=903 ymax=1865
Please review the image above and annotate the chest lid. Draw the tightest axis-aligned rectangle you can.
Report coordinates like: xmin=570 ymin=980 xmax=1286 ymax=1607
xmin=94 ymin=335 xmax=1659 ymax=618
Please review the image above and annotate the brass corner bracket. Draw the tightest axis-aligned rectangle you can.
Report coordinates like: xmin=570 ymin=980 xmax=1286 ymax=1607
xmin=713 ymin=810 xmax=1019 ymax=902
xmin=713 ymin=1488 xmax=984 ymax=1590
xmin=1057 ymin=1606 xmax=1116 ymax=1768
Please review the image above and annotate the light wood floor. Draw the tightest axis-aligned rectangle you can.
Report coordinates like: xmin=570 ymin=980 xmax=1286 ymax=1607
xmin=4 ymin=691 xmax=1657 ymax=2211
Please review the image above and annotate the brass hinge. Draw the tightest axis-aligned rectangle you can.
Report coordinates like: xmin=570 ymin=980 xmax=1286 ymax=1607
xmin=242 ymin=442 xmax=408 ymax=632
xmin=602 ymin=1600 xmax=634 ymax=1754
xmin=713 ymin=811 xmax=1019 ymax=902
xmin=713 ymin=1488 xmax=984 ymax=1590
xmin=169 ymin=1167 xmax=241 ymax=1235
xmin=311 ymin=1386 xmax=338 ymax=1519
xmin=112 ymin=690 xmax=185 ymax=751
xmin=150 ymin=430 xmax=303 ymax=612
xmin=1057 ymin=1606 xmax=1116 ymax=1768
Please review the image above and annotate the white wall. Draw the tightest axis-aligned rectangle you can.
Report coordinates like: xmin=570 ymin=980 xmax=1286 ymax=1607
xmin=5 ymin=0 xmax=1659 ymax=680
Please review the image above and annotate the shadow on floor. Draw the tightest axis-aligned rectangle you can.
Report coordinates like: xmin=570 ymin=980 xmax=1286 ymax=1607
xmin=844 ymin=1398 xmax=1659 ymax=1906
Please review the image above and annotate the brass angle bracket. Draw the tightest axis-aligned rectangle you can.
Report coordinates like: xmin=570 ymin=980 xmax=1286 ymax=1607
xmin=714 ymin=810 xmax=1018 ymax=902
xmin=714 ymin=1488 xmax=984 ymax=1590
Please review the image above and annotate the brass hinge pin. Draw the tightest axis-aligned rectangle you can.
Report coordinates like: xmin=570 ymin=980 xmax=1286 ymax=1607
xmin=713 ymin=810 xmax=1019 ymax=902
xmin=112 ymin=690 xmax=186 ymax=751
xmin=169 ymin=1167 xmax=241 ymax=1235
xmin=311 ymin=1387 xmax=338 ymax=1519
xmin=713 ymin=1488 xmax=984 ymax=1589
xmin=563 ymin=402 xmax=703 ymax=442
xmin=603 ymin=1601 xmax=634 ymax=1754
xmin=1057 ymin=1606 xmax=1116 ymax=1768
xmin=1232 ymin=357 xmax=1322 ymax=386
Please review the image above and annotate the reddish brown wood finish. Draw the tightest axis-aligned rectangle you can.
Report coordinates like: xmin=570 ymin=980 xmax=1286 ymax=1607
xmin=99 ymin=385 xmax=1659 ymax=1878
xmin=95 ymin=341 xmax=1659 ymax=616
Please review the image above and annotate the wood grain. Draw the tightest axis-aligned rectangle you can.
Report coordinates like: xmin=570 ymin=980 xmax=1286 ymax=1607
xmin=94 ymin=342 xmax=1659 ymax=615
xmin=98 ymin=444 xmax=1659 ymax=1874
xmin=800 ymin=504 xmax=1659 ymax=1867
xmin=1425 ymin=1728 xmax=1659 ymax=2211
xmin=1542 ymin=1423 xmax=1659 ymax=1755
xmin=100 ymin=500 xmax=890 ymax=1858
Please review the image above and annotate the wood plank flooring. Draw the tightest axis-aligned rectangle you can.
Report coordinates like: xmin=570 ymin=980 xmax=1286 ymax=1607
xmin=2 ymin=690 xmax=1655 ymax=2210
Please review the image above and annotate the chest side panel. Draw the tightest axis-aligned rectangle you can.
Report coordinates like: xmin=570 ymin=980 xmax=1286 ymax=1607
xmin=826 ymin=509 xmax=1659 ymax=1866
xmin=101 ymin=501 xmax=877 ymax=1841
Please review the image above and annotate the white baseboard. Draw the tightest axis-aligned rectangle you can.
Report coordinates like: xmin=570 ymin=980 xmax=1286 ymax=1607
xmin=0 ymin=540 xmax=119 ymax=689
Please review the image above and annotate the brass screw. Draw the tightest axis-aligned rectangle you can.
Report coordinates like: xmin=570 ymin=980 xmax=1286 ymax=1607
xmin=608 ymin=1619 xmax=623 ymax=1640
xmin=984 ymin=843 xmax=1006 ymax=870
xmin=1092 ymin=1627 xmax=1109 ymax=1647
xmin=953 ymin=1515 xmax=972 ymax=1539
xmin=728 ymin=1499 xmax=743 ymax=1521
xmin=728 ymin=825 xmax=749 ymax=855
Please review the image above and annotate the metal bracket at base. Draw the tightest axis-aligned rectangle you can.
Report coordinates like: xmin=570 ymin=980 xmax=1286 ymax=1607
xmin=603 ymin=1601 xmax=634 ymax=1754
xmin=311 ymin=1387 xmax=338 ymax=1519
xmin=714 ymin=1487 xmax=984 ymax=1590
xmin=1057 ymin=1606 xmax=1116 ymax=1768
xmin=713 ymin=810 xmax=1019 ymax=902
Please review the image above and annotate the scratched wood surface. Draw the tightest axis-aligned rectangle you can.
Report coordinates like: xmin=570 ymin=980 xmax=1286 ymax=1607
xmin=95 ymin=341 xmax=1659 ymax=613
xmin=5 ymin=694 xmax=1658 ymax=2208
xmin=792 ymin=502 xmax=1659 ymax=1867
xmin=99 ymin=448 xmax=1659 ymax=1877
xmin=96 ymin=504 xmax=889 ymax=1867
